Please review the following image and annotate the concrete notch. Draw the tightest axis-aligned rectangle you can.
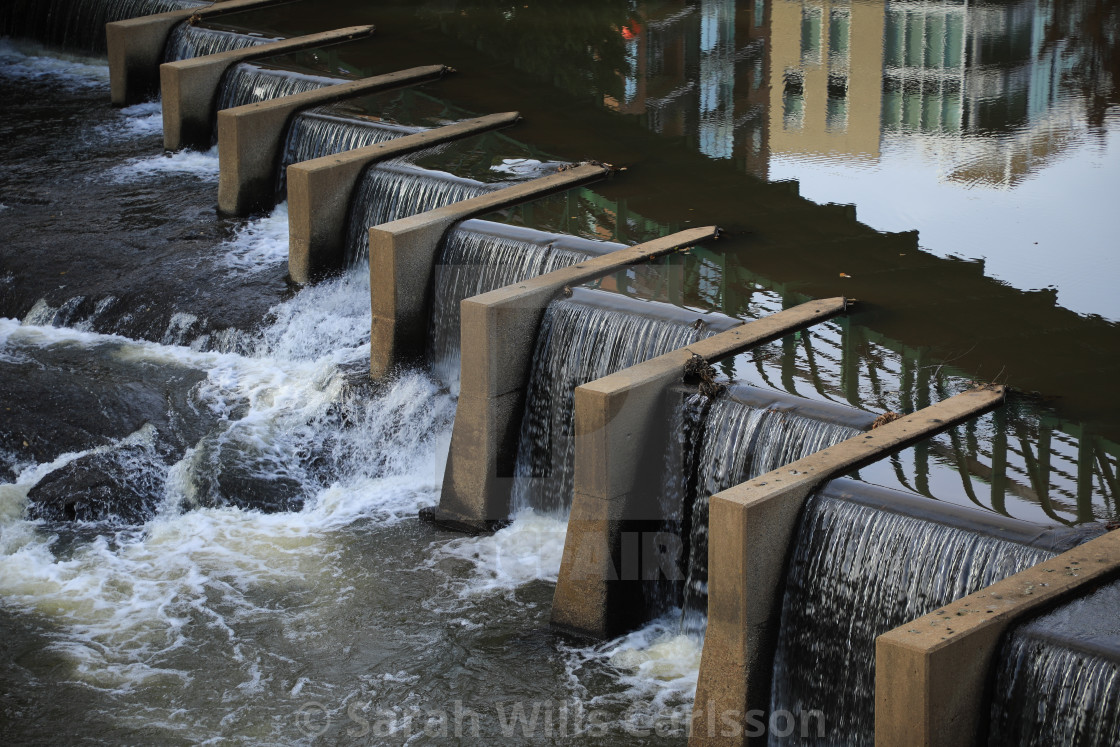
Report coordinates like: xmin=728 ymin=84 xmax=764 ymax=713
xmin=107 ymin=0 xmax=291 ymax=106
xmin=874 ymin=528 xmax=1120 ymax=747
xmin=432 ymin=225 xmax=720 ymax=533
xmin=216 ymin=64 xmax=451 ymax=217
xmin=552 ymin=297 xmax=849 ymax=640
xmin=367 ymin=162 xmax=614 ymax=379
xmin=287 ymin=111 xmax=521 ymax=284
xmin=160 ymin=24 xmax=376 ymax=151
xmin=688 ymin=385 xmax=1007 ymax=747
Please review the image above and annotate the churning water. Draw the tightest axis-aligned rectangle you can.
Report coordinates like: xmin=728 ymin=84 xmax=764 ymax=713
xmin=0 ymin=42 xmax=704 ymax=743
xmin=6 ymin=11 xmax=1112 ymax=743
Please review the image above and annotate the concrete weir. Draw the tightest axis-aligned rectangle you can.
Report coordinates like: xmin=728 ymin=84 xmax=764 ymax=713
xmin=874 ymin=528 xmax=1120 ymax=747
xmin=367 ymin=162 xmax=613 ymax=378
xmin=287 ymin=112 xmax=521 ymax=284
xmin=107 ymin=0 xmax=289 ymax=106
xmin=160 ymin=24 xmax=377 ymax=152
xmin=216 ymin=65 xmax=452 ymax=216
xmin=433 ymin=225 xmax=719 ymax=532
xmin=551 ymin=297 xmax=849 ymax=640
xmin=689 ymin=386 xmax=1006 ymax=747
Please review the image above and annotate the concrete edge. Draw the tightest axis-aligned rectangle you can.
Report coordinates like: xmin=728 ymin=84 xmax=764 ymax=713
xmin=367 ymin=162 xmax=616 ymax=378
xmin=107 ymin=0 xmax=291 ymax=105
xmin=874 ymin=528 xmax=1120 ymax=747
xmin=551 ymin=298 xmax=848 ymax=639
xmin=160 ymin=24 xmax=377 ymax=151
xmin=690 ymin=385 xmax=1006 ymax=747
xmin=287 ymin=111 xmax=522 ymax=284
xmin=216 ymin=64 xmax=451 ymax=216
xmin=434 ymin=225 xmax=720 ymax=531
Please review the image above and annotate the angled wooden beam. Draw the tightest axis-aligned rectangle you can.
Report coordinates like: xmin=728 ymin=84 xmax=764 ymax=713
xmin=287 ymin=112 xmax=521 ymax=283
xmin=368 ymin=162 xmax=614 ymax=379
xmin=107 ymin=0 xmax=291 ymax=105
xmin=160 ymin=24 xmax=376 ymax=151
xmin=216 ymin=65 xmax=451 ymax=216
xmin=553 ymin=297 xmax=849 ymax=639
xmin=690 ymin=386 xmax=1006 ymax=747
xmin=875 ymin=529 xmax=1120 ymax=747
xmin=434 ymin=225 xmax=719 ymax=532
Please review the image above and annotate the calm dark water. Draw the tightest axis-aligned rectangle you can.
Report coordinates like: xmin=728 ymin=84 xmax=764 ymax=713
xmin=0 ymin=0 xmax=1117 ymax=743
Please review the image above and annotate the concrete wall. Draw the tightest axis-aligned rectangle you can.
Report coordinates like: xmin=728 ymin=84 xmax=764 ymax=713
xmin=551 ymin=297 xmax=848 ymax=640
xmin=689 ymin=386 xmax=1006 ymax=747
xmin=287 ymin=112 xmax=521 ymax=284
xmin=875 ymin=528 xmax=1120 ymax=747
xmin=367 ymin=163 xmax=612 ymax=378
xmin=435 ymin=226 xmax=721 ymax=532
xmin=107 ymin=0 xmax=289 ymax=105
xmin=160 ymin=24 xmax=376 ymax=151
xmin=216 ymin=65 xmax=451 ymax=216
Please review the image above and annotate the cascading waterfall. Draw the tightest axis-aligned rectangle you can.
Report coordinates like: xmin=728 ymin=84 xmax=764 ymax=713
xmin=672 ymin=395 xmax=863 ymax=624
xmin=163 ymin=23 xmax=276 ymax=63
xmin=767 ymin=489 xmax=1064 ymax=746
xmin=0 ymin=0 xmax=206 ymax=53
xmin=427 ymin=222 xmax=620 ymax=387
xmin=986 ymin=579 xmax=1120 ymax=746
xmin=509 ymin=293 xmax=723 ymax=516
xmin=215 ymin=62 xmax=343 ymax=112
xmin=275 ymin=108 xmax=417 ymax=193
xmin=343 ymin=162 xmax=495 ymax=266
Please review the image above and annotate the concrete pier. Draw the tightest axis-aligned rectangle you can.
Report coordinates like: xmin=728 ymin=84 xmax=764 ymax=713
xmin=107 ymin=0 xmax=289 ymax=106
xmin=552 ymin=298 xmax=848 ymax=639
xmin=367 ymin=162 xmax=612 ymax=378
xmin=287 ymin=112 xmax=521 ymax=284
xmin=874 ymin=528 xmax=1120 ymax=747
xmin=216 ymin=65 xmax=451 ymax=216
xmin=160 ymin=24 xmax=376 ymax=151
xmin=689 ymin=386 xmax=1006 ymax=747
xmin=434 ymin=226 xmax=719 ymax=532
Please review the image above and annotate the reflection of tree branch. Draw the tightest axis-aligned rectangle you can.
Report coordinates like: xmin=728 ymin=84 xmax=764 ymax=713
xmin=1043 ymin=0 xmax=1119 ymax=130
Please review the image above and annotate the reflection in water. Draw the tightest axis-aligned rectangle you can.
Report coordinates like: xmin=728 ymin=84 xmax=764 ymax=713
xmin=490 ymin=0 xmax=1118 ymax=319
xmin=604 ymin=248 xmax=1119 ymax=524
xmin=582 ymin=0 xmax=1115 ymax=178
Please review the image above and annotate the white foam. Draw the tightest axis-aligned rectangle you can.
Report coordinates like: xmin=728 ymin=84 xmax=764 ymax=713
xmin=0 ymin=271 xmax=457 ymax=693
xmin=112 ymin=101 xmax=165 ymax=138
xmin=253 ymin=267 xmax=371 ymax=363
xmin=562 ymin=615 xmax=703 ymax=736
xmin=434 ymin=510 xmax=568 ymax=594
xmin=221 ymin=202 xmax=290 ymax=272
xmin=110 ymin=146 xmax=220 ymax=181
xmin=0 ymin=38 xmax=109 ymax=87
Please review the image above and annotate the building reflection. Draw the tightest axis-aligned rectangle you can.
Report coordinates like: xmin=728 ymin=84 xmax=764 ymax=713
xmin=572 ymin=0 xmax=1119 ymax=522
xmin=604 ymin=0 xmax=1112 ymax=187
xmin=414 ymin=0 xmax=1117 ymax=521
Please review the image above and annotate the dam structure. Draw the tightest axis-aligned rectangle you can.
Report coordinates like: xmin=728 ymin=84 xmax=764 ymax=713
xmin=0 ymin=0 xmax=1117 ymax=744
